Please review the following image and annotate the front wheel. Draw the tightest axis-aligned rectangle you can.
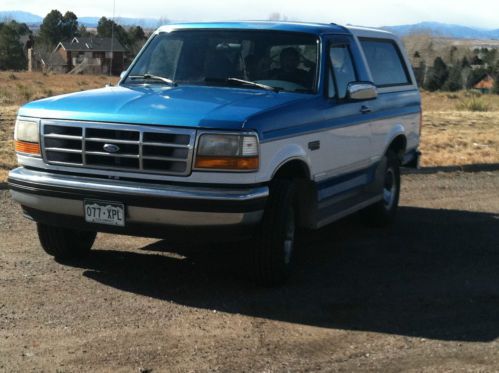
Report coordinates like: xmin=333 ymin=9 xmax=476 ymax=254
xmin=252 ymin=179 xmax=296 ymax=286
xmin=361 ymin=150 xmax=400 ymax=227
xmin=37 ymin=223 xmax=96 ymax=260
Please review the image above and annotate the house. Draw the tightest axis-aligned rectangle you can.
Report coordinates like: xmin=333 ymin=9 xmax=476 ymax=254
xmin=473 ymin=74 xmax=495 ymax=94
xmin=53 ymin=36 xmax=126 ymax=75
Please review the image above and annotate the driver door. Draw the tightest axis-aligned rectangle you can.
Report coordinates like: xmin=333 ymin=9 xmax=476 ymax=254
xmin=316 ymin=36 xmax=375 ymax=196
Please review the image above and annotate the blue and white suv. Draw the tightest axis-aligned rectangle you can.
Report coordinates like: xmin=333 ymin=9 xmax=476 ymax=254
xmin=9 ymin=22 xmax=421 ymax=285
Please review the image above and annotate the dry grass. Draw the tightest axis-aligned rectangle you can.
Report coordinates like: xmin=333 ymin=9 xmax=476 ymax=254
xmin=0 ymin=71 xmax=498 ymax=182
xmin=421 ymin=91 xmax=499 ymax=112
xmin=421 ymin=111 xmax=499 ymax=166
xmin=0 ymin=71 xmax=118 ymax=106
xmin=0 ymin=105 xmax=18 ymax=181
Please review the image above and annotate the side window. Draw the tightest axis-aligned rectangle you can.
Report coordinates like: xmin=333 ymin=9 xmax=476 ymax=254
xmin=329 ymin=45 xmax=357 ymax=99
xmin=360 ymin=39 xmax=411 ymax=87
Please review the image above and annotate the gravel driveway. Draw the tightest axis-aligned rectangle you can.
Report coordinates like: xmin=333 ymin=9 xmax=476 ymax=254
xmin=1 ymin=170 xmax=498 ymax=372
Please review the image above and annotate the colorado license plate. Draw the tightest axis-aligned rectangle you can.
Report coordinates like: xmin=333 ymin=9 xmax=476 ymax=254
xmin=84 ymin=200 xmax=125 ymax=226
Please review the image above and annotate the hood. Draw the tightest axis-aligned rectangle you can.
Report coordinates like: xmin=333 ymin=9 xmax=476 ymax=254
xmin=19 ymin=84 xmax=310 ymax=130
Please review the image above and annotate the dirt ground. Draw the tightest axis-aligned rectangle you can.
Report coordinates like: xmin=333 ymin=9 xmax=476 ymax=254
xmin=1 ymin=170 xmax=498 ymax=372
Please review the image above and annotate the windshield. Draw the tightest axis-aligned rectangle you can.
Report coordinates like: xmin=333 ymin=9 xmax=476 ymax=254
xmin=125 ymin=30 xmax=320 ymax=93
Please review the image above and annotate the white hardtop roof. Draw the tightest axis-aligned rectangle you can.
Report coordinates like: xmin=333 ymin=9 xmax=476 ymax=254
xmin=345 ymin=25 xmax=397 ymax=39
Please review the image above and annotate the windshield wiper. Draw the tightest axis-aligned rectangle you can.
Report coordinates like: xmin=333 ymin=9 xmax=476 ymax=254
xmin=227 ymin=77 xmax=280 ymax=92
xmin=128 ymin=73 xmax=177 ymax=87
xmin=205 ymin=77 xmax=280 ymax=92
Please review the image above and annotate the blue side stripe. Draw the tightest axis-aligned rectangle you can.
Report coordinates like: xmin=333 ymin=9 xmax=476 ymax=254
xmin=317 ymin=163 xmax=378 ymax=202
xmin=260 ymin=105 xmax=420 ymax=143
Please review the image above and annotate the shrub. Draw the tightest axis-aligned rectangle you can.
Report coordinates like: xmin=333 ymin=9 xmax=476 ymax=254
xmin=42 ymin=88 xmax=54 ymax=97
xmin=456 ymin=96 xmax=490 ymax=112
xmin=15 ymin=84 xmax=33 ymax=102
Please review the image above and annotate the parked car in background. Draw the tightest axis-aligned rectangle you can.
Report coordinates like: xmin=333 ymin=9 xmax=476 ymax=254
xmin=9 ymin=21 xmax=421 ymax=286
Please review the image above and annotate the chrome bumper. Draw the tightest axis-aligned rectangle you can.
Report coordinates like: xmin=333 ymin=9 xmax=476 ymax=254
xmin=8 ymin=167 xmax=268 ymax=229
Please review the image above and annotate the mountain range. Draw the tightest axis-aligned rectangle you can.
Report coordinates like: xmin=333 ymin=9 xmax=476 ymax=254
xmin=381 ymin=21 xmax=499 ymax=40
xmin=1 ymin=11 xmax=499 ymax=40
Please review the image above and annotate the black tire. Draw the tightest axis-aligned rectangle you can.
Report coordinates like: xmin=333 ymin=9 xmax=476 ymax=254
xmin=361 ymin=150 xmax=400 ymax=227
xmin=252 ymin=179 xmax=296 ymax=286
xmin=37 ymin=223 xmax=96 ymax=260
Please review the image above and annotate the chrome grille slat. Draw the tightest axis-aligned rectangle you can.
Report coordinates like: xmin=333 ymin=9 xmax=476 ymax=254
xmin=85 ymin=152 xmax=140 ymax=158
xmin=45 ymin=148 xmax=83 ymax=154
xmin=142 ymin=155 xmax=187 ymax=162
xmin=44 ymin=134 xmax=83 ymax=140
xmin=84 ymin=138 xmax=140 ymax=144
xmin=41 ymin=121 xmax=195 ymax=176
xmin=141 ymin=142 xmax=189 ymax=148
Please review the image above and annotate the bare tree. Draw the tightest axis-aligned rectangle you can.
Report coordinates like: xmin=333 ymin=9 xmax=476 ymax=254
xmin=268 ymin=12 xmax=288 ymax=21
xmin=157 ymin=17 xmax=170 ymax=28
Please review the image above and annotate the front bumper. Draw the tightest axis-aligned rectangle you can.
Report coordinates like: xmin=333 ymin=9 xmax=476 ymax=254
xmin=8 ymin=167 xmax=268 ymax=239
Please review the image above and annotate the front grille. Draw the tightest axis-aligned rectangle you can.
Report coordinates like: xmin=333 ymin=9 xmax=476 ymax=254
xmin=41 ymin=121 xmax=196 ymax=176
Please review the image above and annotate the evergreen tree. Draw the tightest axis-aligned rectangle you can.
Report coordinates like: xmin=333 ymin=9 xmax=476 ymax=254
xmin=76 ymin=25 xmax=92 ymax=38
xmin=492 ymin=76 xmax=499 ymax=95
xmin=0 ymin=21 xmax=27 ymax=70
xmin=39 ymin=9 xmax=64 ymax=46
xmin=61 ymin=11 xmax=78 ymax=40
xmin=424 ymin=57 xmax=449 ymax=91
xmin=127 ymin=26 xmax=146 ymax=54
xmin=442 ymin=65 xmax=463 ymax=92
xmin=97 ymin=17 xmax=129 ymax=49
xmin=128 ymin=26 xmax=145 ymax=45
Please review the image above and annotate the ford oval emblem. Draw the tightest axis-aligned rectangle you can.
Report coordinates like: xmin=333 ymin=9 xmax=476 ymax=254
xmin=103 ymin=143 xmax=120 ymax=153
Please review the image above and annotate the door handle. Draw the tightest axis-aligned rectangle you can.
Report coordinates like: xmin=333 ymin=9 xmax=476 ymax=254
xmin=360 ymin=105 xmax=372 ymax=114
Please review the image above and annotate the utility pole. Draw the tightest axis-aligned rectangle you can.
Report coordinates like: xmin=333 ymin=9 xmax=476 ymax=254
xmin=110 ymin=0 xmax=116 ymax=78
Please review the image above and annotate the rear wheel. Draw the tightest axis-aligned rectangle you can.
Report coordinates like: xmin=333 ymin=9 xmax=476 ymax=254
xmin=37 ymin=223 xmax=96 ymax=260
xmin=361 ymin=150 xmax=400 ymax=226
xmin=252 ymin=179 xmax=296 ymax=286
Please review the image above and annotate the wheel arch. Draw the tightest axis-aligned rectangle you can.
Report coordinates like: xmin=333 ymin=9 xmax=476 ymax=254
xmin=383 ymin=127 xmax=407 ymax=162
xmin=271 ymin=157 xmax=311 ymax=181
xmin=271 ymin=158 xmax=316 ymax=230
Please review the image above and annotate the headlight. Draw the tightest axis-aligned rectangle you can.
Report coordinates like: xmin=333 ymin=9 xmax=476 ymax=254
xmin=14 ymin=119 xmax=40 ymax=156
xmin=195 ymin=133 xmax=259 ymax=171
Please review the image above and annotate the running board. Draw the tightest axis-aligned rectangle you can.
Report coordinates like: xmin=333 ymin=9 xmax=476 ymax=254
xmin=315 ymin=195 xmax=382 ymax=229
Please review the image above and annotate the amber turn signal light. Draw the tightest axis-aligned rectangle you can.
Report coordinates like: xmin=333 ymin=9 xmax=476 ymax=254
xmin=15 ymin=140 xmax=41 ymax=156
xmin=195 ymin=156 xmax=259 ymax=170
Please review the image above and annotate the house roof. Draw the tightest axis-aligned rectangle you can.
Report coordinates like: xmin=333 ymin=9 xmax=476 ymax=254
xmin=473 ymin=74 xmax=495 ymax=90
xmin=57 ymin=37 xmax=126 ymax=52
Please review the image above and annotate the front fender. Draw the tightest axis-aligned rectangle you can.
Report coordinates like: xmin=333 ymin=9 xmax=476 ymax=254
xmin=259 ymin=142 xmax=311 ymax=181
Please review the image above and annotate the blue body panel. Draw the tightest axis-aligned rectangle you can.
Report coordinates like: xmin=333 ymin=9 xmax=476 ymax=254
xmin=18 ymin=22 xmax=351 ymax=132
xmin=18 ymin=21 xmax=421 ymax=165
xmin=247 ymin=89 xmax=420 ymax=142
xmin=19 ymin=85 xmax=309 ymax=131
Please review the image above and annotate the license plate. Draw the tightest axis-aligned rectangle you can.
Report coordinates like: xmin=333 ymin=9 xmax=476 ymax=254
xmin=84 ymin=200 xmax=125 ymax=227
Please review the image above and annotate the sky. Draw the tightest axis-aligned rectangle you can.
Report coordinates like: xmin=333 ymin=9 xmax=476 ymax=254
xmin=1 ymin=0 xmax=498 ymax=29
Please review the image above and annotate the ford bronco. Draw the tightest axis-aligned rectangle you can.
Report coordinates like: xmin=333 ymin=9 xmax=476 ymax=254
xmin=9 ymin=22 xmax=421 ymax=285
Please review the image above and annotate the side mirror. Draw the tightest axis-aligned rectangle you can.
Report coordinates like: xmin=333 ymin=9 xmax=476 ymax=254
xmin=347 ymin=82 xmax=378 ymax=101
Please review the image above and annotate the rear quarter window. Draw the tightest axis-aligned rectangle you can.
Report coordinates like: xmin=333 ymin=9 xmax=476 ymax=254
xmin=359 ymin=38 xmax=412 ymax=87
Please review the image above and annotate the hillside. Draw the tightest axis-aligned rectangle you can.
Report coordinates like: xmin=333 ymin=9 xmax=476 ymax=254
xmin=382 ymin=22 xmax=499 ymax=40
xmin=0 ymin=10 xmax=42 ymax=24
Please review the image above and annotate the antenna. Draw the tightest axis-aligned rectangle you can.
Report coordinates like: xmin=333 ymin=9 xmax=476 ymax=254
xmin=109 ymin=0 xmax=116 ymax=79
